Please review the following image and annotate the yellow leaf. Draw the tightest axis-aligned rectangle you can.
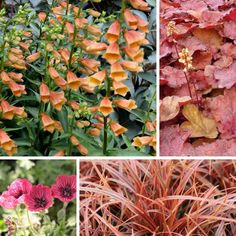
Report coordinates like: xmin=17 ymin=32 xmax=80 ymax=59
xmin=180 ymin=104 xmax=218 ymax=139
xmin=193 ymin=28 xmax=222 ymax=49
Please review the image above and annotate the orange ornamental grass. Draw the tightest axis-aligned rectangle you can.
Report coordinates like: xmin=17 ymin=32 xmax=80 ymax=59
xmin=113 ymin=99 xmax=137 ymax=110
xmin=105 ymin=20 xmax=121 ymax=44
xmin=110 ymin=62 xmax=127 ymax=81
xmin=80 ymin=160 xmax=236 ymax=235
xmin=88 ymin=70 xmax=106 ymax=87
xmin=102 ymin=42 xmax=121 ymax=64
xmin=99 ymin=97 xmax=114 ymax=117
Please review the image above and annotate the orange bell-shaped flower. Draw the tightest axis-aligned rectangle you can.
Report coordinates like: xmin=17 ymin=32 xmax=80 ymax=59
xmin=124 ymin=30 xmax=148 ymax=50
xmin=128 ymin=0 xmax=150 ymax=11
xmin=0 ymin=71 xmax=11 ymax=84
xmin=110 ymin=62 xmax=128 ymax=82
xmin=0 ymin=100 xmax=14 ymax=120
xmin=113 ymin=81 xmax=129 ymax=96
xmin=7 ymin=80 xmax=26 ymax=97
xmin=26 ymin=52 xmax=41 ymax=63
xmin=67 ymin=71 xmax=80 ymax=91
xmin=76 ymin=143 xmax=88 ymax=156
xmin=124 ymin=9 xmax=138 ymax=29
xmin=8 ymin=72 xmax=24 ymax=83
xmin=102 ymin=42 xmax=121 ymax=64
xmin=41 ymin=113 xmax=56 ymax=133
xmin=99 ymin=97 xmax=114 ymax=116
xmin=105 ymin=20 xmax=120 ymax=44
xmin=89 ymin=70 xmax=106 ymax=87
xmin=121 ymin=61 xmax=143 ymax=72
xmin=132 ymin=136 xmax=153 ymax=147
xmin=113 ymin=99 xmax=137 ymax=110
xmin=123 ymin=46 xmax=144 ymax=63
xmin=0 ymin=129 xmax=17 ymax=156
xmin=40 ymin=82 xmax=50 ymax=103
xmin=49 ymin=91 xmax=67 ymax=111
xmin=136 ymin=15 xmax=149 ymax=32
xmin=110 ymin=121 xmax=127 ymax=136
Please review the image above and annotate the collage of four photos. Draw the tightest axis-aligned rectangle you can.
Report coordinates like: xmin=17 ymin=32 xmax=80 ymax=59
xmin=2 ymin=0 xmax=236 ymax=235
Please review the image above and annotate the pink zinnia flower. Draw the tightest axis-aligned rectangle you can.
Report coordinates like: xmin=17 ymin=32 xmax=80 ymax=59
xmin=7 ymin=178 xmax=32 ymax=204
xmin=0 ymin=191 xmax=18 ymax=209
xmin=25 ymin=184 xmax=53 ymax=212
xmin=51 ymin=175 xmax=76 ymax=203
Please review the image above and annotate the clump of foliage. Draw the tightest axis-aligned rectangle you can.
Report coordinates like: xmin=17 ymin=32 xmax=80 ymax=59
xmin=160 ymin=0 xmax=236 ymax=156
xmin=0 ymin=0 xmax=156 ymax=156
xmin=0 ymin=160 xmax=76 ymax=235
xmin=80 ymin=160 xmax=236 ymax=235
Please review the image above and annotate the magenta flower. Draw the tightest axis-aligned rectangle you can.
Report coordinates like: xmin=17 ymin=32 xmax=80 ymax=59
xmin=24 ymin=184 xmax=53 ymax=212
xmin=0 ymin=191 xmax=18 ymax=209
xmin=7 ymin=178 xmax=32 ymax=204
xmin=51 ymin=175 xmax=76 ymax=203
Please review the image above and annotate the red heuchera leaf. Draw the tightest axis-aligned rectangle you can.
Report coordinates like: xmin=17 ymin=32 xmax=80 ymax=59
xmin=160 ymin=125 xmax=191 ymax=156
xmin=204 ymin=0 xmax=225 ymax=10
xmin=182 ymin=139 xmax=236 ymax=156
xmin=207 ymin=87 xmax=236 ymax=139
xmin=177 ymin=36 xmax=207 ymax=55
xmin=192 ymin=51 xmax=212 ymax=70
xmin=214 ymin=61 xmax=236 ymax=89
xmin=224 ymin=8 xmax=236 ymax=21
xmin=199 ymin=10 xmax=224 ymax=28
xmin=180 ymin=0 xmax=207 ymax=11
xmin=161 ymin=66 xmax=186 ymax=88
xmin=214 ymin=55 xmax=233 ymax=69
xmin=223 ymin=21 xmax=236 ymax=39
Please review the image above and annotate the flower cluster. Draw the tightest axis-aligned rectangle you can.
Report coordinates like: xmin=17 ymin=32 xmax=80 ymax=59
xmin=0 ymin=0 xmax=156 ymax=156
xmin=0 ymin=175 xmax=76 ymax=212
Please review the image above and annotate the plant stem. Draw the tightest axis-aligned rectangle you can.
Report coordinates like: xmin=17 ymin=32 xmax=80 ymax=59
xmin=120 ymin=0 xmax=126 ymax=20
xmin=61 ymin=0 xmax=70 ymax=34
xmin=15 ymin=208 xmax=27 ymax=236
xmin=142 ymin=92 xmax=156 ymax=135
xmin=103 ymin=77 xmax=111 ymax=155
xmin=26 ymin=209 xmax=38 ymax=236
xmin=67 ymin=114 xmax=75 ymax=156
xmin=61 ymin=202 xmax=68 ymax=234
xmin=103 ymin=116 xmax=108 ymax=155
